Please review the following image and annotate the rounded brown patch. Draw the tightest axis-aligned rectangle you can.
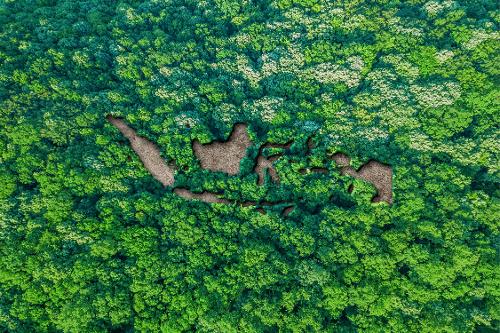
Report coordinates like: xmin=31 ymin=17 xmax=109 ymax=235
xmin=331 ymin=152 xmax=351 ymax=168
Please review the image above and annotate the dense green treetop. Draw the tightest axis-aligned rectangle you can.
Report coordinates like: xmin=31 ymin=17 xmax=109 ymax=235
xmin=0 ymin=0 xmax=499 ymax=332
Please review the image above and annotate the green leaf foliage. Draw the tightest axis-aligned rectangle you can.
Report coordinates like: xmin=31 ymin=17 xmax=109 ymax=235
xmin=0 ymin=0 xmax=498 ymax=332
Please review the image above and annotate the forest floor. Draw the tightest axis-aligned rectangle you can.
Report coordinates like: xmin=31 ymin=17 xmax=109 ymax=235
xmin=192 ymin=123 xmax=251 ymax=175
xmin=106 ymin=116 xmax=176 ymax=186
xmin=107 ymin=117 xmax=392 ymax=207
xmin=332 ymin=153 xmax=393 ymax=204
xmin=173 ymin=188 xmax=230 ymax=204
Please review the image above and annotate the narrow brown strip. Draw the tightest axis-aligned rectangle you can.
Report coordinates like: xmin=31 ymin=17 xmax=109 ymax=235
xmin=173 ymin=188 xmax=230 ymax=204
xmin=107 ymin=115 xmax=176 ymax=187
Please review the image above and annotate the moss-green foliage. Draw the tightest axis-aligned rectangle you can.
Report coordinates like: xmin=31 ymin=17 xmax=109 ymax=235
xmin=0 ymin=0 xmax=499 ymax=332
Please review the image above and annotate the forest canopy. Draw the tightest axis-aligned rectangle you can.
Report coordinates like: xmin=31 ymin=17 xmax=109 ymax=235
xmin=0 ymin=0 xmax=499 ymax=332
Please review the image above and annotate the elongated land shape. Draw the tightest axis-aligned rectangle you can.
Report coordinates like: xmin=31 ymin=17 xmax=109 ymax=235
xmin=107 ymin=115 xmax=175 ymax=187
xmin=173 ymin=188 xmax=230 ymax=204
xmin=107 ymin=117 xmax=392 ymax=205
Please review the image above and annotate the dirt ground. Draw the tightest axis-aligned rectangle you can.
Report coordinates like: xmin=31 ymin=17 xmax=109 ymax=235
xmin=192 ymin=123 xmax=252 ymax=175
xmin=253 ymin=141 xmax=292 ymax=185
xmin=173 ymin=188 xmax=230 ymax=204
xmin=356 ymin=161 xmax=393 ymax=204
xmin=107 ymin=116 xmax=175 ymax=187
xmin=108 ymin=116 xmax=392 ymax=207
xmin=331 ymin=153 xmax=392 ymax=204
xmin=331 ymin=153 xmax=351 ymax=167
xmin=282 ymin=206 xmax=295 ymax=216
xmin=255 ymin=154 xmax=281 ymax=185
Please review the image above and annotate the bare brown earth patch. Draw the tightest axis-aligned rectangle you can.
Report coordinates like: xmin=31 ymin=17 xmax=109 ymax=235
xmin=173 ymin=188 xmax=230 ymax=204
xmin=107 ymin=116 xmax=175 ymax=187
xmin=255 ymin=154 xmax=281 ymax=185
xmin=332 ymin=154 xmax=392 ymax=204
xmin=107 ymin=116 xmax=392 ymax=208
xmin=306 ymin=136 xmax=316 ymax=154
xmin=253 ymin=141 xmax=292 ymax=185
xmin=310 ymin=167 xmax=329 ymax=174
xmin=331 ymin=153 xmax=351 ymax=168
xmin=192 ymin=123 xmax=251 ymax=175
xmin=282 ymin=206 xmax=295 ymax=216
xmin=256 ymin=208 xmax=266 ymax=214
xmin=355 ymin=161 xmax=393 ymax=204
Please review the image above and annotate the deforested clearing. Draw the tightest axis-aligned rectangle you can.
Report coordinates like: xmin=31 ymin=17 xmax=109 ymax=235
xmin=254 ymin=154 xmax=281 ymax=185
xmin=107 ymin=117 xmax=393 ymax=205
xmin=331 ymin=153 xmax=351 ymax=167
xmin=333 ymin=156 xmax=393 ymax=204
xmin=173 ymin=188 xmax=230 ymax=204
xmin=356 ymin=161 xmax=393 ymax=204
xmin=192 ymin=123 xmax=252 ymax=175
xmin=107 ymin=116 xmax=175 ymax=187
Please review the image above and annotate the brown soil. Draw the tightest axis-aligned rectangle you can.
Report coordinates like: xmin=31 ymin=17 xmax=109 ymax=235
xmin=306 ymin=136 xmax=316 ymax=154
xmin=331 ymin=152 xmax=392 ymax=204
xmin=310 ymin=167 xmax=329 ymax=174
xmin=331 ymin=153 xmax=351 ymax=168
xmin=256 ymin=208 xmax=266 ymax=214
xmin=107 ymin=116 xmax=175 ymax=187
xmin=282 ymin=206 xmax=295 ymax=216
xmin=192 ymin=123 xmax=252 ymax=175
xmin=107 ymin=116 xmax=392 ymax=207
xmin=173 ymin=188 xmax=230 ymax=204
xmin=355 ymin=161 xmax=393 ymax=204
xmin=253 ymin=141 xmax=293 ymax=185
xmin=255 ymin=154 xmax=281 ymax=185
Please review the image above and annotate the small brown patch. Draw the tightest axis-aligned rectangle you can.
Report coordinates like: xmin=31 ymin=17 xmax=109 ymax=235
xmin=357 ymin=161 xmax=393 ymax=204
xmin=107 ymin=116 xmax=175 ymax=187
xmin=255 ymin=154 xmax=281 ymax=185
xmin=173 ymin=188 xmax=230 ymax=204
xmin=339 ymin=162 xmax=392 ymax=204
xmin=282 ymin=206 xmax=294 ymax=216
xmin=341 ymin=166 xmax=358 ymax=177
xmin=330 ymin=151 xmax=392 ymax=204
xmin=192 ymin=123 xmax=251 ymax=175
xmin=256 ymin=208 xmax=266 ymax=215
xmin=310 ymin=167 xmax=329 ymax=174
xmin=331 ymin=153 xmax=351 ymax=168
xmin=306 ymin=136 xmax=315 ymax=153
